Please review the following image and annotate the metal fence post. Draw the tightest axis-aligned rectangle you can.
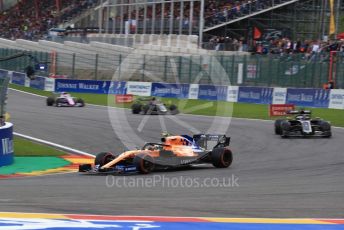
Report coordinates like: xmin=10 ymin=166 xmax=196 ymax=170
xmin=94 ymin=53 xmax=99 ymax=80
xmin=118 ymin=54 xmax=122 ymax=80
xmin=231 ymin=55 xmax=235 ymax=85
xmin=188 ymin=56 xmax=193 ymax=84
xmin=164 ymin=56 xmax=168 ymax=82
xmin=178 ymin=56 xmax=182 ymax=83
xmin=208 ymin=56 xmax=212 ymax=83
xmin=72 ymin=53 xmax=76 ymax=79
xmin=142 ymin=54 xmax=146 ymax=81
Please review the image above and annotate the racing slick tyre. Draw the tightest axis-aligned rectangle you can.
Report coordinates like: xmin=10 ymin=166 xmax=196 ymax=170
xmin=55 ymin=98 xmax=63 ymax=107
xmin=321 ymin=121 xmax=332 ymax=138
xmin=131 ymin=103 xmax=142 ymax=114
xmin=46 ymin=97 xmax=55 ymax=106
xmin=95 ymin=152 xmax=116 ymax=167
xmin=169 ymin=104 xmax=179 ymax=115
xmin=76 ymin=98 xmax=85 ymax=107
xmin=281 ymin=129 xmax=290 ymax=138
xmin=211 ymin=148 xmax=233 ymax=168
xmin=274 ymin=119 xmax=284 ymax=135
xmin=142 ymin=104 xmax=150 ymax=114
xmin=133 ymin=153 xmax=155 ymax=174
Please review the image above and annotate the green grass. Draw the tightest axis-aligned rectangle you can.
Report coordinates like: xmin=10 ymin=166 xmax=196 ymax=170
xmin=10 ymin=83 xmax=344 ymax=127
xmin=14 ymin=136 xmax=66 ymax=157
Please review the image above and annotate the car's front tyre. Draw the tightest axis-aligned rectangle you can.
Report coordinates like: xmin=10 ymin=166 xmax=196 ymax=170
xmin=95 ymin=152 xmax=116 ymax=167
xmin=133 ymin=153 xmax=155 ymax=174
xmin=46 ymin=97 xmax=55 ymax=106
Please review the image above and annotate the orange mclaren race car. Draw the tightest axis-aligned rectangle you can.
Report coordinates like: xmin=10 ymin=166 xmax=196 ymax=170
xmin=79 ymin=134 xmax=233 ymax=174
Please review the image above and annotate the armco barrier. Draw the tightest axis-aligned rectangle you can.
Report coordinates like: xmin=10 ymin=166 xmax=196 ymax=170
xmin=2 ymin=69 xmax=342 ymax=109
xmin=0 ymin=122 xmax=14 ymax=167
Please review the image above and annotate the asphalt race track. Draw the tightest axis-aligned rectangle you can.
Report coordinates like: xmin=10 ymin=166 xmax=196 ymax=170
xmin=1 ymin=89 xmax=344 ymax=218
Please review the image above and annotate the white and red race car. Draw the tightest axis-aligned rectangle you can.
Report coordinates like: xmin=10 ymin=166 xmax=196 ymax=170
xmin=46 ymin=92 xmax=85 ymax=107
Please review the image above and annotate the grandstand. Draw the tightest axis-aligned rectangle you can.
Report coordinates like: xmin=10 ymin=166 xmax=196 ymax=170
xmin=0 ymin=1 xmax=343 ymax=46
xmin=0 ymin=0 xmax=344 ymax=87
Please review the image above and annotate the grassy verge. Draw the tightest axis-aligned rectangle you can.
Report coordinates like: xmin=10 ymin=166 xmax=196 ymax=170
xmin=9 ymin=84 xmax=344 ymax=127
xmin=14 ymin=136 xmax=66 ymax=157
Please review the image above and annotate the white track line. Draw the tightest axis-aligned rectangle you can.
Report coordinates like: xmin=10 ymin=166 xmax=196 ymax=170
xmin=9 ymin=87 xmax=344 ymax=130
xmin=9 ymin=88 xmax=46 ymax=98
xmin=14 ymin=132 xmax=95 ymax=158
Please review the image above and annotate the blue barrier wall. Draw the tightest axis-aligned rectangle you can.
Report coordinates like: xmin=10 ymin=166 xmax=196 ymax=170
xmin=0 ymin=69 xmax=7 ymax=79
xmin=30 ymin=76 xmax=45 ymax=90
xmin=2 ymin=69 xmax=341 ymax=109
xmin=198 ymin=85 xmax=227 ymax=101
xmin=11 ymin=72 xmax=25 ymax=86
xmin=55 ymin=79 xmax=110 ymax=94
xmin=238 ymin=87 xmax=273 ymax=104
xmin=151 ymin=83 xmax=189 ymax=99
xmin=0 ymin=123 xmax=14 ymax=167
xmin=286 ymin=88 xmax=330 ymax=108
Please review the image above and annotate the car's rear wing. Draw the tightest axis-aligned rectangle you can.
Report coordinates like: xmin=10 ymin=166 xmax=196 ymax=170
xmin=193 ymin=134 xmax=230 ymax=150
xmin=287 ymin=110 xmax=311 ymax=115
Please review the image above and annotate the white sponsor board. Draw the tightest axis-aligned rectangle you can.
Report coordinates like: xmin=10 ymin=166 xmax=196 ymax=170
xmin=127 ymin=81 xmax=152 ymax=96
xmin=188 ymin=84 xmax=199 ymax=99
xmin=237 ymin=63 xmax=243 ymax=84
xmin=329 ymin=89 xmax=344 ymax=109
xmin=44 ymin=78 xmax=55 ymax=91
xmin=25 ymin=78 xmax=30 ymax=87
xmin=8 ymin=71 xmax=13 ymax=83
xmin=272 ymin=87 xmax=287 ymax=104
xmin=227 ymin=86 xmax=238 ymax=102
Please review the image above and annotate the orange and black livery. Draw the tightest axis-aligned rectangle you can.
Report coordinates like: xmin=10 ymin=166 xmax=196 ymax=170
xmin=79 ymin=134 xmax=233 ymax=174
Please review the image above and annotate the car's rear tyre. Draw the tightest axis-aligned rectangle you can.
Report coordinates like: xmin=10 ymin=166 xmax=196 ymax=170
xmin=76 ymin=98 xmax=85 ymax=107
xmin=95 ymin=152 xmax=116 ymax=167
xmin=274 ymin=119 xmax=284 ymax=135
xmin=133 ymin=153 xmax=155 ymax=174
xmin=142 ymin=104 xmax=150 ymax=114
xmin=46 ymin=97 xmax=55 ymax=106
xmin=132 ymin=103 xmax=142 ymax=114
xmin=211 ymin=148 xmax=233 ymax=168
xmin=169 ymin=104 xmax=179 ymax=115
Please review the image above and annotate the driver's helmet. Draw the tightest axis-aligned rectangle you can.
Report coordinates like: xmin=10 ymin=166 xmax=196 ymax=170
xmin=61 ymin=92 xmax=70 ymax=97
xmin=295 ymin=115 xmax=303 ymax=120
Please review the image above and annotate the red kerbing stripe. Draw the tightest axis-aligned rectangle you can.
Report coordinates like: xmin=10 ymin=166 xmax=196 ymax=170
xmin=65 ymin=215 xmax=209 ymax=222
xmin=317 ymin=219 xmax=344 ymax=224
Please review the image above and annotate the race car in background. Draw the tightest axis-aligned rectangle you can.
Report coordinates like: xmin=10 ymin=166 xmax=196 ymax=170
xmin=274 ymin=110 xmax=332 ymax=138
xmin=131 ymin=97 xmax=179 ymax=115
xmin=79 ymin=133 xmax=233 ymax=174
xmin=46 ymin=92 xmax=85 ymax=107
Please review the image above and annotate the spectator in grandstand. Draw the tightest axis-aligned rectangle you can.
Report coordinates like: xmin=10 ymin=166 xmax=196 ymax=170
xmin=0 ymin=0 xmax=98 ymax=41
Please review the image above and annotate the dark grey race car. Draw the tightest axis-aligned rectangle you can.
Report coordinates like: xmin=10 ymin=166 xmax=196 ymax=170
xmin=274 ymin=110 xmax=332 ymax=138
xmin=131 ymin=97 xmax=178 ymax=115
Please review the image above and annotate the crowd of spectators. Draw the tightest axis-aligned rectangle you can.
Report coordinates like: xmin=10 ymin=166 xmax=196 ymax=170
xmin=252 ymin=38 xmax=344 ymax=57
xmin=0 ymin=0 xmax=98 ymax=41
xmin=0 ymin=0 xmax=292 ymax=41
xmin=205 ymin=0 xmax=290 ymax=27
xmin=203 ymin=36 xmax=248 ymax=51
xmin=204 ymin=35 xmax=344 ymax=61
